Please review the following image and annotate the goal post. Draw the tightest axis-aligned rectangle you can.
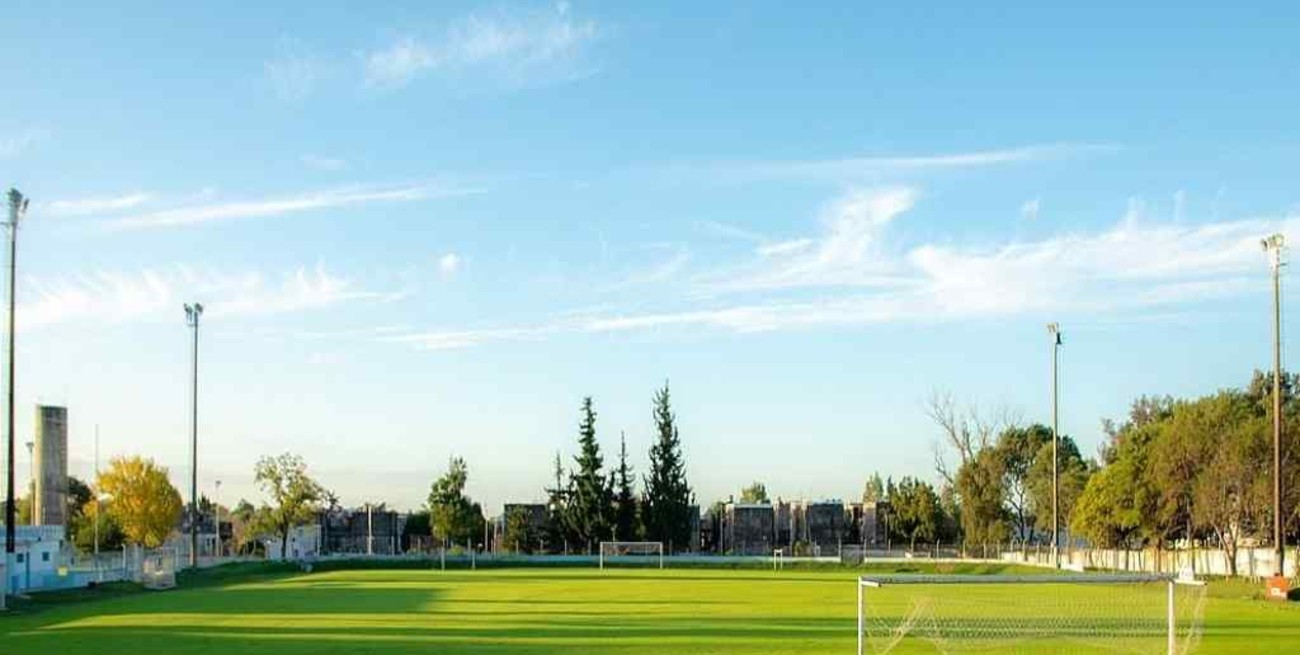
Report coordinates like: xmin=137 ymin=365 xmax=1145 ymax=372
xmin=598 ymin=541 xmax=664 ymax=570
xmin=856 ymin=573 xmax=1207 ymax=655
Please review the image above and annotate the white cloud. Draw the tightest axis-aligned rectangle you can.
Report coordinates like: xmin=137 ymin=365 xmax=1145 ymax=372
xmin=21 ymin=263 xmax=400 ymax=331
xmin=438 ymin=253 xmax=463 ymax=276
xmin=105 ymin=184 xmax=480 ymax=231
xmin=379 ymin=199 xmax=1299 ymax=350
xmin=363 ymin=5 xmax=600 ymax=88
xmin=0 ymin=128 xmax=50 ymax=159
xmin=46 ymin=192 xmax=153 ymax=217
xmin=265 ymin=38 xmax=324 ymax=100
xmin=697 ymin=143 xmax=1116 ymax=184
xmin=1021 ymin=198 xmax=1040 ymax=221
xmin=707 ymin=187 xmax=918 ymax=292
xmin=300 ymin=155 xmax=347 ymax=171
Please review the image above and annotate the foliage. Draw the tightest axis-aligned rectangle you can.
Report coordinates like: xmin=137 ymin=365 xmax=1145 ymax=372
xmin=954 ymin=447 xmax=1008 ymax=548
xmin=427 ymin=457 xmax=486 ymax=548
xmin=543 ymin=451 xmax=572 ymax=553
xmin=886 ymin=476 xmax=942 ymax=550
xmin=642 ymin=381 xmax=693 ymax=552
xmin=613 ymin=433 xmax=640 ymax=541
xmin=96 ymin=456 xmax=184 ymax=548
xmin=254 ymin=453 xmax=325 ymax=559
xmin=1028 ymin=433 xmax=1091 ymax=543
xmin=70 ymin=498 xmax=126 ymax=552
xmin=862 ymin=472 xmax=886 ymax=504
xmin=503 ymin=506 xmax=539 ymax=554
xmin=401 ymin=511 xmax=431 ymax=551
xmin=994 ymin=424 xmax=1051 ymax=544
xmin=565 ymin=397 xmax=613 ymax=552
xmin=739 ymin=481 xmax=769 ymax=504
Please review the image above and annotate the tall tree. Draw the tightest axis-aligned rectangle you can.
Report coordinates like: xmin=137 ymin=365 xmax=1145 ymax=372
xmin=97 ymin=456 xmax=184 ymax=548
xmin=994 ymin=424 xmax=1051 ymax=544
xmin=862 ymin=472 xmax=886 ymax=504
xmin=567 ymin=397 xmax=613 ymax=552
xmin=254 ymin=453 xmax=325 ymax=560
xmin=887 ymin=477 xmax=943 ymax=551
xmin=503 ymin=506 xmax=539 ymax=554
xmin=428 ymin=456 xmax=486 ymax=547
xmin=543 ymin=451 xmax=572 ymax=553
xmin=613 ymin=432 xmax=640 ymax=541
xmin=739 ymin=481 xmax=769 ymax=504
xmin=643 ymin=381 xmax=693 ymax=552
xmin=1028 ymin=434 xmax=1092 ymax=543
xmin=954 ymin=448 xmax=1009 ymax=552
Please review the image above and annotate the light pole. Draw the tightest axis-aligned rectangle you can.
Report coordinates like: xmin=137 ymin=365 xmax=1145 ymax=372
xmin=214 ymin=479 xmax=222 ymax=558
xmin=4 ymin=188 xmax=29 ymax=564
xmin=1047 ymin=322 xmax=1062 ymax=568
xmin=1262 ymin=234 xmax=1285 ymax=578
xmin=184 ymin=302 xmax=203 ymax=568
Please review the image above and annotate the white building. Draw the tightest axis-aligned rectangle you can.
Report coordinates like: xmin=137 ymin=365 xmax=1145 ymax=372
xmin=1 ymin=524 xmax=68 ymax=593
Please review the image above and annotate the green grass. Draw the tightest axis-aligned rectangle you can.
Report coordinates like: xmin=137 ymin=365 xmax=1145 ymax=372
xmin=1 ymin=563 xmax=1295 ymax=654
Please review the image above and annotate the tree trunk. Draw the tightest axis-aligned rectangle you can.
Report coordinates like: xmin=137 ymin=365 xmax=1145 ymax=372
xmin=281 ymin=524 xmax=289 ymax=560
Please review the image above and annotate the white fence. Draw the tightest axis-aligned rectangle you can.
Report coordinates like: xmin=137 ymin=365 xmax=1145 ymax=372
xmin=1002 ymin=546 xmax=1298 ymax=578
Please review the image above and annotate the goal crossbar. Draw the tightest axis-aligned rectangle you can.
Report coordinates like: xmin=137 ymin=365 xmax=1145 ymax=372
xmin=859 ymin=572 xmax=1194 ymax=587
xmin=598 ymin=541 xmax=664 ymax=570
xmin=856 ymin=573 xmax=1205 ymax=655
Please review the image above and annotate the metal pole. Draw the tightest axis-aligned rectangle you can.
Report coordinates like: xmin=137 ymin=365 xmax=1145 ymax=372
xmin=4 ymin=189 xmax=27 ymax=564
xmin=185 ymin=303 xmax=202 ymax=568
xmin=1263 ymin=235 xmax=1286 ymax=577
xmin=1048 ymin=322 xmax=1062 ymax=569
xmin=94 ymin=425 xmax=100 ymax=579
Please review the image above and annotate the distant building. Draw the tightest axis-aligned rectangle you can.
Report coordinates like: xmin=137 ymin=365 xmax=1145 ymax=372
xmin=263 ymin=524 xmax=320 ymax=561
xmin=720 ymin=502 xmax=774 ymax=555
xmin=318 ymin=506 xmax=405 ymax=555
xmin=860 ymin=501 xmax=891 ymax=548
xmin=1 ymin=524 xmax=67 ymax=592
xmin=34 ymin=405 xmax=69 ymax=528
xmin=802 ymin=501 xmax=846 ymax=554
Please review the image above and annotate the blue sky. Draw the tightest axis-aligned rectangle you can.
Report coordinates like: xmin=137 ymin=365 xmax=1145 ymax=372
xmin=2 ymin=2 xmax=1298 ymax=513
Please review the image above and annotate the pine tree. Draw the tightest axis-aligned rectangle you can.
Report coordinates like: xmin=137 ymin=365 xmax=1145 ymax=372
xmin=613 ymin=431 xmax=640 ymax=540
xmin=643 ymin=381 xmax=693 ymax=552
xmin=568 ymin=397 xmax=613 ymax=553
xmin=543 ymin=451 xmax=571 ymax=553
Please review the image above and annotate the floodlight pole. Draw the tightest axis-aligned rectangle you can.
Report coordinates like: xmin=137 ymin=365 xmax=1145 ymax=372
xmin=184 ymin=302 xmax=203 ymax=568
xmin=1262 ymin=234 xmax=1285 ymax=578
xmin=1047 ymin=322 xmax=1062 ymax=569
xmin=4 ymin=188 xmax=28 ymax=565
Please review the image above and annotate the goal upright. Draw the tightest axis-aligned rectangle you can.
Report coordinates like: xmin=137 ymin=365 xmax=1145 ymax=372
xmin=598 ymin=541 xmax=664 ymax=570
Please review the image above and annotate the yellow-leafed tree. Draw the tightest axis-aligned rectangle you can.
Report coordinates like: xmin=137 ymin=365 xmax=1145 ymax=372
xmin=97 ymin=456 xmax=184 ymax=548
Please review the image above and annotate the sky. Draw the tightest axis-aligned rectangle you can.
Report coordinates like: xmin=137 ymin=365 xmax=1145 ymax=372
xmin=1 ymin=2 xmax=1298 ymax=514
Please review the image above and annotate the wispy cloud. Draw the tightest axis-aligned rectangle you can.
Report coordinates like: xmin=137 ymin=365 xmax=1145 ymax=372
xmin=22 ymin=264 xmax=401 ymax=331
xmin=265 ymin=38 xmax=325 ymax=100
xmin=690 ymin=143 xmax=1116 ymax=184
xmin=105 ymin=183 xmax=481 ymax=231
xmin=364 ymin=3 xmax=600 ymax=89
xmin=46 ymin=192 xmax=153 ymax=217
xmin=0 ymin=128 xmax=50 ymax=159
xmin=300 ymin=155 xmax=347 ymax=171
xmin=705 ymin=187 xmax=918 ymax=292
xmin=379 ymin=192 xmax=1297 ymax=350
xmin=1021 ymin=198 xmax=1040 ymax=221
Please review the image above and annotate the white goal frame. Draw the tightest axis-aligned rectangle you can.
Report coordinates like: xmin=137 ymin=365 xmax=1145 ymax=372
xmin=772 ymin=548 xmax=785 ymax=571
xmin=856 ymin=573 xmax=1205 ymax=655
xmin=598 ymin=541 xmax=664 ymax=570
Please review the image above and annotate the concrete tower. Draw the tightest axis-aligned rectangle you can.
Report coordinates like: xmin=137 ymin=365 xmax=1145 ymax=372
xmin=34 ymin=405 xmax=68 ymax=528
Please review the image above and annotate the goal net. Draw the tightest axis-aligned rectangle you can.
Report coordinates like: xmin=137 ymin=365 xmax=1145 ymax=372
xmin=857 ymin=573 xmax=1206 ymax=655
xmin=141 ymin=548 xmax=178 ymax=591
xmin=599 ymin=541 xmax=664 ymax=569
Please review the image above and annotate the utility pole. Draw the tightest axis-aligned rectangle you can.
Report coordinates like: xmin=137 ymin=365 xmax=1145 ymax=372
xmin=1047 ymin=322 xmax=1062 ymax=569
xmin=4 ymin=188 xmax=29 ymax=567
xmin=184 ymin=303 xmax=203 ymax=568
xmin=1262 ymin=234 xmax=1285 ymax=578
xmin=214 ymin=479 xmax=222 ymax=558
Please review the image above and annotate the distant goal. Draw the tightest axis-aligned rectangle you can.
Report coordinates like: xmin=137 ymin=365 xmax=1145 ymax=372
xmin=599 ymin=541 xmax=664 ymax=570
xmin=857 ymin=573 xmax=1206 ymax=655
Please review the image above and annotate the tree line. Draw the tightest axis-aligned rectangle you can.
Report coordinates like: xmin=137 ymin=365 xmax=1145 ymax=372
xmin=502 ymin=382 xmax=694 ymax=554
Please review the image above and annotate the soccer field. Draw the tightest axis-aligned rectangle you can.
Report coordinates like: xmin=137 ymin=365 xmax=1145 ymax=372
xmin=2 ymin=566 xmax=1296 ymax=654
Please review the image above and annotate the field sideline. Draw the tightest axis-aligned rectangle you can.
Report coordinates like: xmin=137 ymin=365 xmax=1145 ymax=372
xmin=1 ymin=564 xmax=1296 ymax=654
